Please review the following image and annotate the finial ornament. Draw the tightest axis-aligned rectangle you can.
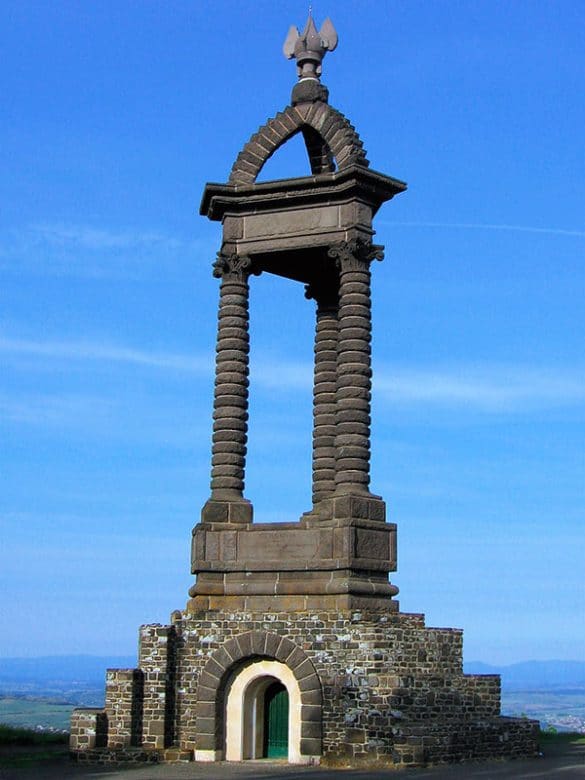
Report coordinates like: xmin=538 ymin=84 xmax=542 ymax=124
xmin=283 ymin=14 xmax=338 ymax=82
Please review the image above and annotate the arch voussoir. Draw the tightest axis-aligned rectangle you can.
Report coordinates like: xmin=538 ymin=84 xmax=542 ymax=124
xmin=274 ymin=636 xmax=298 ymax=662
xmin=283 ymin=645 xmax=307 ymax=670
xmin=203 ymin=656 xmax=226 ymax=679
xmin=294 ymin=658 xmax=316 ymax=681
xmin=264 ymin=632 xmax=283 ymax=656
xmin=211 ymin=646 xmax=234 ymax=670
xmin=222 ymin=637 xmax=241 ymax=660
xmin=234 ymin=632 xmax=253 ymax=657
xmin=249 ymin=631 xmax=267 ymax=654
xmin=273 ymin=110 xmax=298 ymax=134
xmin=306 ymin=101 xmax=328 ymax=126
xmin=198 ymin=670 xmax=220 ymax=690
xmin=299 ymin=673 xmax=320 ymax=693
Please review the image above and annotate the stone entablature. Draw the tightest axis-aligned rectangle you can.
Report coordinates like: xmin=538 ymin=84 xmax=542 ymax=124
xmin=202 ymin=165 xmax=404 ymax=259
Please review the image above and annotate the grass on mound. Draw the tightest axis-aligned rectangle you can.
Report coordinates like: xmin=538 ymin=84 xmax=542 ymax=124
xmin=0 ymin=723 xmax=68 ymax=746
xmin=539 ymin=728 xmax=585 ymax=745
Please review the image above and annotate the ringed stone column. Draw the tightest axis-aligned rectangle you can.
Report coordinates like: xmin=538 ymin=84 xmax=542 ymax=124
xmin=305 ymin=283 xmax=339 ymax=507
xmin=329 ymin=238 xmax=384 ymax=497
xmin=202 ymin=250 xmax=254 ymax=525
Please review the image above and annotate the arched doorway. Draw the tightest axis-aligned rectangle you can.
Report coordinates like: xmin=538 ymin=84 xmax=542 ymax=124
xmin=225 ymin=660 xmax=301 ymax=762
xmin=194 ymin=631 xmax=323 ymax=763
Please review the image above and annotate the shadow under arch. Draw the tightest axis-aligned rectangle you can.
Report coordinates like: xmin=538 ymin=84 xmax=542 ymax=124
xmin=194 ymin=630 xmax=322 ymax=763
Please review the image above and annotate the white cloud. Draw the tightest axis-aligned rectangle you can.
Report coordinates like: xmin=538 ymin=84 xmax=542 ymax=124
xmin=375 ymin=365 xmax=585 ymax=412
xmin=0 ymin=392 xmax=115 ymax=426
xmin=2 ymin=335 xmax=584 ymax=414
xmin=0 ymin=223 xmax=213 ymax=278
xmin=252 ymin=358 xmax=585 ymax=413
xmin=0 ymin=335 xmax=212 ymax=375
xmin=30 ymin=223 xmax=185 ymax=252
xmin=380 ymin=220 xmax=585 ymax=239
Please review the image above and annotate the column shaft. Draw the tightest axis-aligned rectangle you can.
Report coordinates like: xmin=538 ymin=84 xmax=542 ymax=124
xmin=312 ymin=302 xmax=339 ymax=504
xmin=329 ymin=239 xmax=383 ymax=495
xmin=210 ymin=253 xmax=251 ymax=500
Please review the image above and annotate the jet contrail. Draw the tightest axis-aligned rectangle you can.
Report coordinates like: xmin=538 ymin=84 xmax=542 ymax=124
xmin=379 ymin=221 xmax=585 ymax=238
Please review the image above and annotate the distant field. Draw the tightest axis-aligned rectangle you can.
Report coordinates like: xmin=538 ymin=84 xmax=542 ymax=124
xmin=1 ymin=690 xmax=584 ymax=734
xmin=0 ymin=698 xmax=72 ymax=731
xmin=502 ymin=690 xmax=585 ymax=732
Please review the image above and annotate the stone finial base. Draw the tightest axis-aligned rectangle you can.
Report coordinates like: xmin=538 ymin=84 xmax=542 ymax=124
xmin=291 ymin=80 xmax=329 ymax=105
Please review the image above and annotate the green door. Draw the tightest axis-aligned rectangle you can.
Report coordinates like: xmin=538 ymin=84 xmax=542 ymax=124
xmin=264 ymin=682 xmax=289 ymax=758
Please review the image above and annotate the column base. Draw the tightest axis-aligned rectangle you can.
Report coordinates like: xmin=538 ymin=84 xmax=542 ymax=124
xmin=317 ymin=492 xmax=386 ymax=522
xmin=200 ymin=498 xmax=253 ymax=526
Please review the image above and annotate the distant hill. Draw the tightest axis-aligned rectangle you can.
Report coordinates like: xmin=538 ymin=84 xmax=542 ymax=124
xmin=0 ymin=655 xmax=137 ymax=707
xmin=464 ymin=660 xmax=585 ymax=690
xmin=0 ymin=655 xmax=136 ymax=686
xmin=1 ymin=655 xmax=584 ymax=693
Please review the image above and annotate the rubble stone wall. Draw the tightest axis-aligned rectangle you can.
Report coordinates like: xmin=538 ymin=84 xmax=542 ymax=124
xmin=71 ymin=607 xmax=539 ymax=766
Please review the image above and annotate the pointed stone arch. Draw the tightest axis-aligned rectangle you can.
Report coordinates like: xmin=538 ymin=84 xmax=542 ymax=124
xmin=194 ymin=630 xmax=322 ymax=761
xmin=229 ymin=102 xmax=370 ymax=185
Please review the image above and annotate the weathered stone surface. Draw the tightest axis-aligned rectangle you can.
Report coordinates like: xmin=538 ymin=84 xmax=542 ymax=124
xmin=96 ymin=611 xmax=527 ymax=765
xmin=70 ymin=709 xmax=108 ymax=751
xmin=105 ymin=668 xmax=143 ymax=748
xmin=85 ymin=610 xmax=524 ymax=765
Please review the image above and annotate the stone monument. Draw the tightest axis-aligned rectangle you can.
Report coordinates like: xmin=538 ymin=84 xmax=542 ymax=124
xmin=70 ymin=15 xmax=539 ymax=767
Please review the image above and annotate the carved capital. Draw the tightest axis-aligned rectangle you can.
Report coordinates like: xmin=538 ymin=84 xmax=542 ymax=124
xmin=328 ymin=238 xmax=384 ymax=272
xmin=213 ymin=252 xmax=257 ymax=281
xmin=304 ymin=282 xmax=338 ymax=312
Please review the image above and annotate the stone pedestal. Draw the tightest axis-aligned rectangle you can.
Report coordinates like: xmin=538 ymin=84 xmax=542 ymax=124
xmin=188 ymin=512 xmax=398 ymax=613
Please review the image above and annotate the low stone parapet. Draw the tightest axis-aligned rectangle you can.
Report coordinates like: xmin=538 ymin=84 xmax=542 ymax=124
xmin=70 ymin=746 xmax=193 ymax=764
xmin=71 ymin=747 xmax=160 ymax=764
xmin=69 ymin=708 xmax=107 ymax=751
xmin=392 ymin=716 xmax=539 ymax=766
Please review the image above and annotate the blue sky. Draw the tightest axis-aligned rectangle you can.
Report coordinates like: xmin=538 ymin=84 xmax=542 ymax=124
xmin=1 ymin=1 xmax=583 ymax=665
